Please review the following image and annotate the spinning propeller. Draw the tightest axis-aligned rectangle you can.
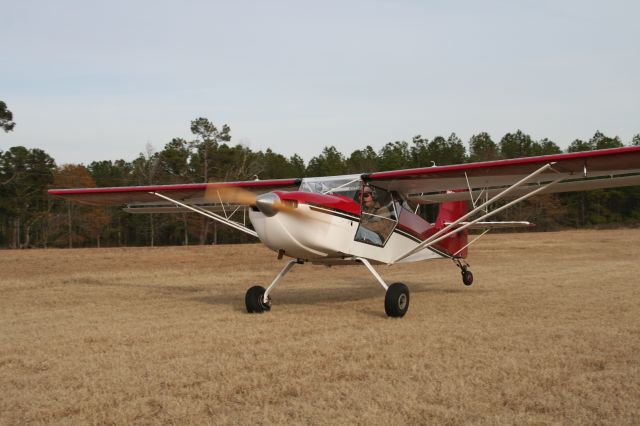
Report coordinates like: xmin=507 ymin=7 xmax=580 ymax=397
xmin=204 ymin=185 xmax=302 ymax=217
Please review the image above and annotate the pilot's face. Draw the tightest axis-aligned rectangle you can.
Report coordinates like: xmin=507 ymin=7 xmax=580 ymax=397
xmin=363 ymin=191 xmax=374 ymax=207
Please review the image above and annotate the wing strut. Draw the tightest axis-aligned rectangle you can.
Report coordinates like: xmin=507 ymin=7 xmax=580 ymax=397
xmin=393 ymin=162 xmax=567 ymax=263
xmin=150 ymin=191 xmax=258 ymax=238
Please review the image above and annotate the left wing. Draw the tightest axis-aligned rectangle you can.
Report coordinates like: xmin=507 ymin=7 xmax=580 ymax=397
xmin=49 ymin=178 xmax=303 ymax=238
xmin=365 ymin=146 xmax=640 ymax=204
xmin=48 ymin=178 xmax=302 ymax=207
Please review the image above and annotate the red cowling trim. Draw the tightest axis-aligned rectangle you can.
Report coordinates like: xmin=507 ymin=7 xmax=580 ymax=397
xmin=276 ymin=191 xmax=361 ymax=216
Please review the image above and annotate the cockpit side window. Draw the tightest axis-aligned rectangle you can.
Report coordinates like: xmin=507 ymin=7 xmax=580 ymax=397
xmin=354 ymin=183 xmax=398 ymax=246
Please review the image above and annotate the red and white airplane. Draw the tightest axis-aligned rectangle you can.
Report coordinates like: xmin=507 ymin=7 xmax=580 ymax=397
xmin=49 ymin=146 xmax=640 ymax=317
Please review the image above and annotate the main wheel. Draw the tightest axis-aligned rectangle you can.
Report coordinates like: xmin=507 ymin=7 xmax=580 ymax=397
xmin=245 ymin=285 xmax=271 ymax=313
xmin=462 ymin=270 xmax=474 ymax=286
xmin=384 ymin=283 xmax=410 ymax=317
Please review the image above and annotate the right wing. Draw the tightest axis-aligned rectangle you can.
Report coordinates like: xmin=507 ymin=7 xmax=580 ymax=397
xmin=365 ymin=146 xmax=640 ymax=204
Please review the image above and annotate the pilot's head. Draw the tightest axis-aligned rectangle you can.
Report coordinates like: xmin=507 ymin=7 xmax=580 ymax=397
xmin=363 ymin=186 xmax=374 ymax=207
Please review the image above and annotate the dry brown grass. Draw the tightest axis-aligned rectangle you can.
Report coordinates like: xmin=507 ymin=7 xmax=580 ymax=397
xmin=1 ymin=229 xmax=639 ymax=425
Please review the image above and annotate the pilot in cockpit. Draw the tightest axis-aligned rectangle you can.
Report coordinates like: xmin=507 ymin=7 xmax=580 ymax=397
xmin=355 ymin=186 xmax=394 ymax=245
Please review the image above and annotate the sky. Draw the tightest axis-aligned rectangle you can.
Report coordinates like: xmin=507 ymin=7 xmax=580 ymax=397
xmin=2 ymin=0 xmax=639 ymax=165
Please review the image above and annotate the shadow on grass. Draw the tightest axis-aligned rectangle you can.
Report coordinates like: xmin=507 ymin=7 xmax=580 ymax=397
xmin=62 ymin=274 xmax=486 ymax=316
xmin=63 ymin=278 xmax=205 ymax=294
xmin=190 ymin=279 xmax=484 ymax=315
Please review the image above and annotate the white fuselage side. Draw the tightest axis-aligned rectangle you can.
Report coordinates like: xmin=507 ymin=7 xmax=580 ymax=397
xmin=249 ymin=204 xmax=443 ymax=264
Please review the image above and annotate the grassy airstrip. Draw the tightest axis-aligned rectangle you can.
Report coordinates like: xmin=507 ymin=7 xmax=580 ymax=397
xmin=1 ymin=229 xmax=639 ymax=424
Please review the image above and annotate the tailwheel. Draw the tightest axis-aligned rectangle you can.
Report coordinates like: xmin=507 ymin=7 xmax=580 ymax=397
xmin=453 ymin=258 xmax=473 ymax=286
xmin=245 ymin=285 xmax=272 ymax=313
xmin=385 ymin=283 xmax=410 ymax=318
xmin=462 ymin=270 xmax=474 ymax=286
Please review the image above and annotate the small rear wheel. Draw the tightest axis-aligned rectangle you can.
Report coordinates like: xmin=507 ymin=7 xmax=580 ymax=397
xmin=462 ymin=270 xmax=474 ymax=286
xmin=245 ymin=285 xmax=271 ymax=313
xmin=385 ymin=283 xmax=410 ymax=318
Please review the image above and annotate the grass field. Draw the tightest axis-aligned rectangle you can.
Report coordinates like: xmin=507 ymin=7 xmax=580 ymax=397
xmin=1 ymin=229 xmax=639 ymax=425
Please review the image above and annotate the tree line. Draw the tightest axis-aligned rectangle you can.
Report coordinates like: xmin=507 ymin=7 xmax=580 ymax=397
xmin=1 ymin=116 xmax=639 ymax=249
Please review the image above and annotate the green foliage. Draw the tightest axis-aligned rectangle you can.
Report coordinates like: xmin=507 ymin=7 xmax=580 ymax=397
xmin=568 ymin=139 xmax=591 ymax=152
xmin=306 ymin=146 xmax=347 ymax=176
xmin=537 ymin=138 xmax=561 ymax=155
xmin=288 ymin=154 xmax=306 ymax=177
xmin=408 ymin=133 xmax=468 ymax=167
xmin=499 ymin=130 xmax=538 ymax=158
xmin=190 ymin=118 xmax=231 ymax=145
xmin=0 ymin=101 xmax=16 ymax=133
xmin=346 ymin=146 xmax=379 ymax=173
xmin=410 ymin=135 xmax=430 ymax=167
xmin=569 ymin=131 xmax=623 ymax=152
xmin=256 ymin=149 xmax=296 ymax=179
xmin=189 ymin=118 xmax=231 ymax=182
xmin=88 ymin=159 xmax=134 ymax=186
xmin=589 ymin=130 xmax=623 ymax=150
xmin=212 ymin=143 xmax=259 ymax=181
xmin=378 ymin=141 xmax=411 ymax=171
xmin=499 ymin=130 xmax=561 ymax=158
xmin=160 ymin=138 xmax=191 ymax=181
xmin=442 ymin=133 xmax=466 ymax=165
xmin=469 ymin=132 xmax=500 ymax=162
xmin=0 ymin=147 xmax=56 ymax=247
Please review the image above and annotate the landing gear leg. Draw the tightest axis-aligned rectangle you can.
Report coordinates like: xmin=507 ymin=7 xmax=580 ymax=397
xmin=245 ymin=258 xmax=302 ymax=313
xmin=453 ymin=258 xmax=474 ymax=286
xmin=356 ymin=257 xmax=410 ymax=318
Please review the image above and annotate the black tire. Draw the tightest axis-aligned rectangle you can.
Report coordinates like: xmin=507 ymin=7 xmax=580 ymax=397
xmin=384 ymin=282 xmax=410 ymax=318
xmin=245 ymin=285 xmax=271 ymax=313
xmin=462 ymin=270 xmax=474 ymax=286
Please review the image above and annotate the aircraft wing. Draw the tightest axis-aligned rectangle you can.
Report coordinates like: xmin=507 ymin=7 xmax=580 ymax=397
xmin=48 ymin=178 xmax=302 ymax=206
xmin=365 ymin=146 xmax=640 ymax=204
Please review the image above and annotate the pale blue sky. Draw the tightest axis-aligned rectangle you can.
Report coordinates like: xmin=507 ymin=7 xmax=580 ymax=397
xmin=2 ymin=0 xmax=639 ymax=165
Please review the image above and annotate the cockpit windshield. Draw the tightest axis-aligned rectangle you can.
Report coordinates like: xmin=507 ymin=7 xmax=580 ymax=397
xmin=299 ymin=174 xmax=361 ymax=199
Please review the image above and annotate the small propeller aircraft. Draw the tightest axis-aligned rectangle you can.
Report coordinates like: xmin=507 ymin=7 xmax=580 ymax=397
xmin=49 ymin=146 xmax=640 ymax=317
